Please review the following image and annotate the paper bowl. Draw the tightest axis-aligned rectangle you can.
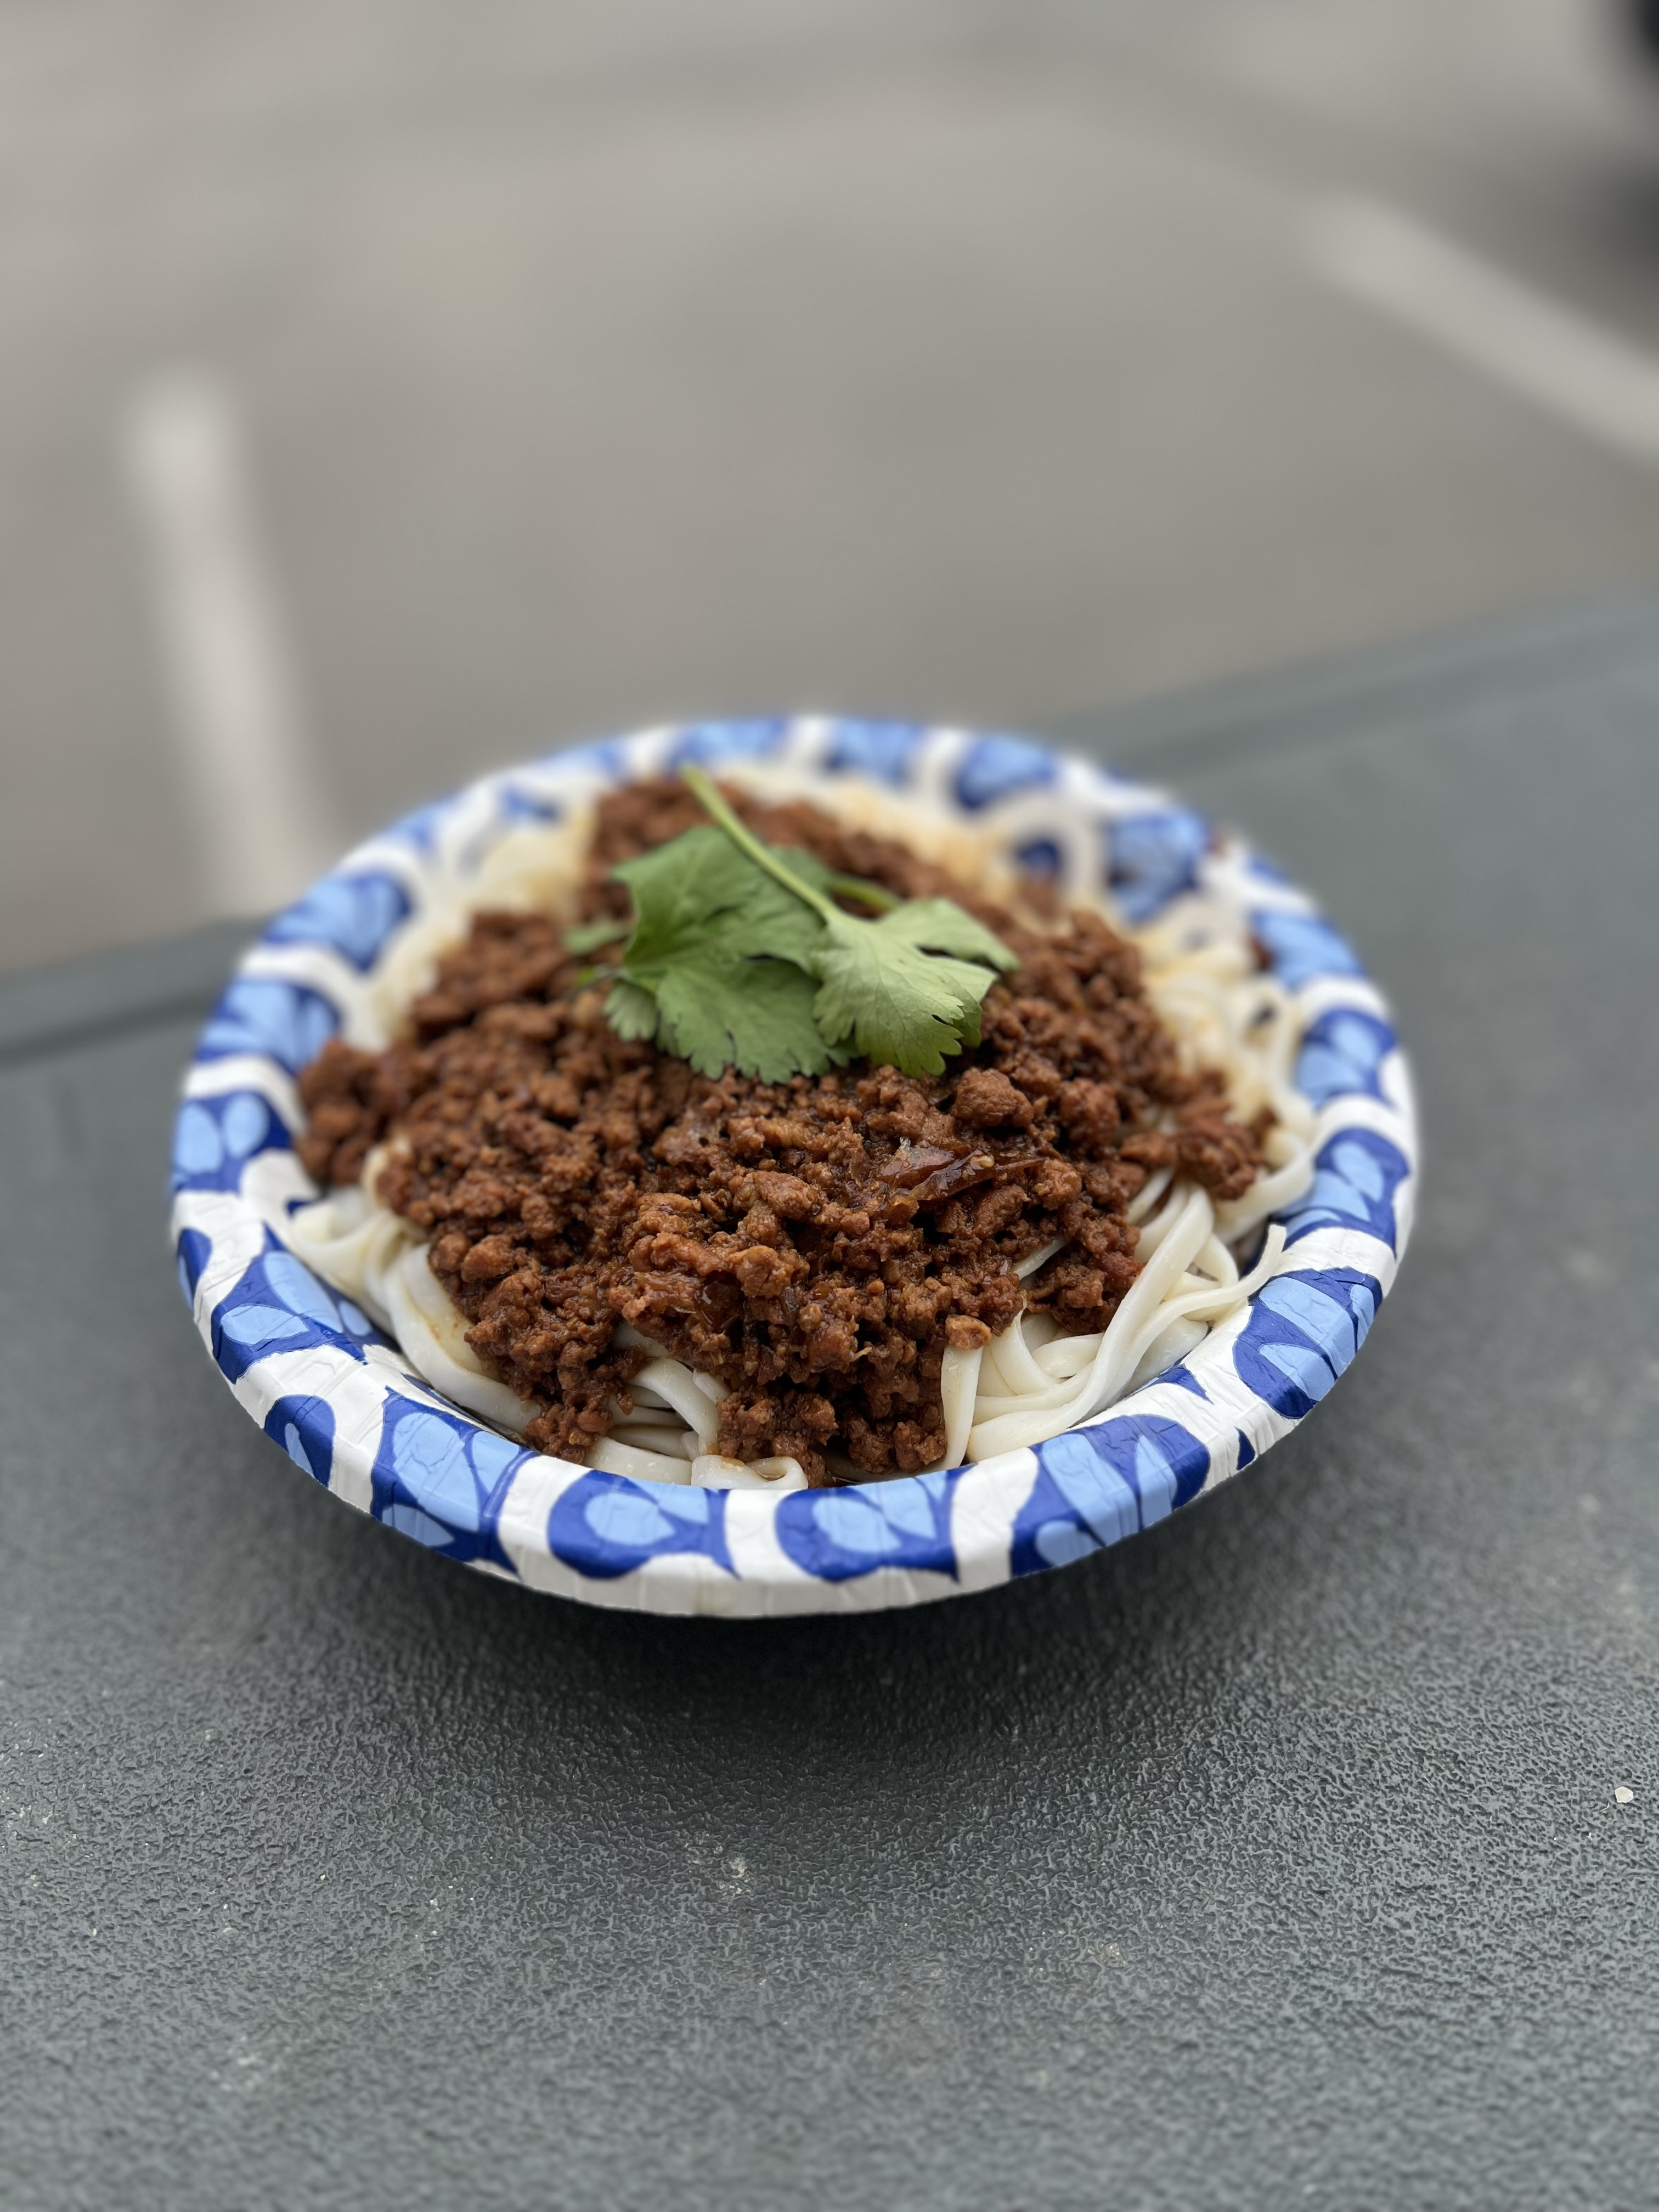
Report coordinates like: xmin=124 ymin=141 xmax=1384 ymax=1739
xmin=171 ymin=720 xmax=1416 ymax=1617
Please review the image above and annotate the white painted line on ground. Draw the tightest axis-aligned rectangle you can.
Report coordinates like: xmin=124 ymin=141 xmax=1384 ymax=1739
xmin=1306 ymin=195 xmax=1659 ymax=470
xmin=123 ymin=370 xmax=338 ymax=916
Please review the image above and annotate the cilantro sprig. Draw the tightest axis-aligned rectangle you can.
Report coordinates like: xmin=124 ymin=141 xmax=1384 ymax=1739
xmin=575 ymin=768 xmax=1016 ymax=1080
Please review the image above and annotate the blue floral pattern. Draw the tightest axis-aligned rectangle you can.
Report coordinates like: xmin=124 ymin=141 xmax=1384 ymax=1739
xmin=177 ymin=1226 xmax=212 ymax=1303
xmin=172 ymin=1090 xmax=289 ymax=1193
xmin=172 ymin=719 xmax=1415 ymax=1616
xmin=1012 ymin=1418 xmax=1206 ymax=1577
xmin=210 ymin=1241 xmax=381 ymax=1385
xmin=263 ymin=1393 xmax=336 ymax=1487
xmin=1279 ymin=1129 xmax=1410 ymax=1252
xmin=775 ymin=1471 xmax=958 ymax=1583
xmin=198 ymin=978 xmax=338 ymax=1074
xmin=665 ymin=719 xmax=790 ymax=769
xmin=386 ymin=797 xmax=454 ymax=852
xmin=528 ymin=737 xmax=628 ymax=785
xmin=263 ymin=871 xmax=411 ymax=970
xmin=548 ymin=1470 xmax=733 ymax=1581
xmin=1014 ymin=836 xmax=1064 ymax=881
xmin=371 ymin=1396 xmax=530 ymax=1567
xmin=823 ymin=720 xmax=927 ymax=786
xmin=1107 ymin=808 xmax=1210 ymax=922
xmin=1296 ymin=1008 xmax=1398 ymax=1106
xmin=1252 ymin=909 xmax=1366 ymax=989
xmin=496 ymin=785 xmax=561 ymax=825
xmin=1230 ymin=1268 xmax=1383 ymax=1423
xmin=954 ymin=733 xmax=1057 ymax=811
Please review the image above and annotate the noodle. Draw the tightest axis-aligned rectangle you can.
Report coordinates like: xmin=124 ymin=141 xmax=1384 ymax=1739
xmin=588 ymin=1436 xmax=697 ymax=1483
xmin=285 ymin=780 xmax=1316 ymax=1489
xmin=629 ymin=1359 xmax=724 ymax=1453
xmin=939 ymin=1344 xmax=984 ymax=1470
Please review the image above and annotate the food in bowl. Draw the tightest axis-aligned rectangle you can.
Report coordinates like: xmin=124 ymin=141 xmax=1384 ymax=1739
xmin=282 ymin=764 xmax=1313 ymax=1492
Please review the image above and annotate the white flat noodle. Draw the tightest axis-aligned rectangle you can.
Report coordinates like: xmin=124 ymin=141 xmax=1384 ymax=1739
xmin=689 ymin=1454 xmax=749 ymax=1486
xmin=1132 ymin=1178 xmax=1188 ymax=1259
xmin=1126 ymin=1167 xmax=1174 ymax=1226
xmin=1062 ymin=1187 xmax=1215 ymax=1408
xmin=690 ymin=1454 xmax=809 ymax=1491
xmin=1124 ymin=1313 xmax=1209 ymax=1394
xmin=362 ymin=811 xmax=594 ymax=1043
xmin=589 ymin=1437 xmax=692 ymax=1484
xmin=985 ymin=1313 xmax=1052 ymax=1396
xmin=358 ymin=1212 xmax=421 ymax=1328
xmin=620 ymin=1383 xmax=675 ymax=1412
xmin=1264 ymin=1121 xmax=1305 ymax=1169
xmin=302 ymin=1182 xmax=370 ymax=1235
xmin=1014 ymin=1237 xmax=1068 ymax=1280
xmin=1102 ymin=1224 xmax=1288 ymax=1402
xmin=1215 ymin=1136 xmax=1314 ymax=1242
xmin=633 ymin=1359 xmax=723 ymax=1451
xmin=749 ymin=1457 xmax=810 ymax=1489
xmin=967 ymin=1185 xmax=1213 ymax=1459
xmin=1161 ymin=1222 xmax=1286 ymax=1325
xmin=963 ymin=1136 xmax=1293 ymax=1453
xmin=970 ymin=1374 xmax=1093 ymax=1419
xmin=1190 ymin=1234 xmax=1238 ymax=1288
xmin=1149 ymin=978 xmax=1230 ymax=1070
xmin=939 ymin=1343 xmax=983 ymax=1468
xmin=1033 ymin=1331 xmax=1103 ymax=1381
xmin=1274 ymin=1090 xmax=1318 ymax=1143
xmin=381 ymin=1244 xmax=541 ymax=1434
xmin=608 ymin=1421 xmax=696 ymax=1459
xmin=977 ymin=1330 xmax=1012 ymax=1397
xmin=613 ymin=1323 xmax=670 ymax=1356
xmin=282 ymin=1195 xmax=357 ymax=1272
xmin=283 ymin=1192 xmax=416 ymax=1333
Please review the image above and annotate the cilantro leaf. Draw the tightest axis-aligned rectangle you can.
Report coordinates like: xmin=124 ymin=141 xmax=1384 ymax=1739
xmin=563 ymin=914 xmax=633 ymax=956
xmin=811 ymin=913 xmax=1009 ymax=1075
xmin=602 ymin=823 xmax=833 ymax=1079
xmin=651 ymin=952 xmax=833 ymax=1081
xmin=862 ymin=896 xmax=1018 ymax=973
xmin=594 ymin=771 xmax=1019 ymax=1081
xmin=612 ymin=824 xmax=824 ymax=975
xmin=811 ymin=898 xmax=1015 ymax=1067
xmin=603 ymin=976 xmax=662 ymax=1042
xmin=679 ymin=769 xmax=1017 ymax=1077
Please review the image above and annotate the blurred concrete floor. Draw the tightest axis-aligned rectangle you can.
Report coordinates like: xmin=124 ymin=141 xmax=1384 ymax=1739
xmin=7 ymin=0 xmax=1659 ymax=968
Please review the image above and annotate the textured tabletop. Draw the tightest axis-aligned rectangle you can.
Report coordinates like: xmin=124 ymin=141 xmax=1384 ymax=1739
xmin=4 ymin=603 xmax=1656 ymax=2211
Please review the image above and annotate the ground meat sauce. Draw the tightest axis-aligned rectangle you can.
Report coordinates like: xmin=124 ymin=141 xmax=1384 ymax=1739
xmin=297 ymin=781 xmax=1263 ymax=1483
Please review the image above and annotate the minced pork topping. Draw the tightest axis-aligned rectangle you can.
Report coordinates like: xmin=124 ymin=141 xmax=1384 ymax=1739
xmin=296 ymin=780 xmax=1263 ymax=1483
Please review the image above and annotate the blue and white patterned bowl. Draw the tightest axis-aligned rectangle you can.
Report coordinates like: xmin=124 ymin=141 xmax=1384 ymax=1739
xmin=171 ymin=720 xmax=1416 ymax=1616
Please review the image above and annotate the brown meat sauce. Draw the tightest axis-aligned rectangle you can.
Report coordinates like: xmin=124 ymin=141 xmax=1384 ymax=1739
xmin=297 ymin=781 xmax=1262 ymax=1482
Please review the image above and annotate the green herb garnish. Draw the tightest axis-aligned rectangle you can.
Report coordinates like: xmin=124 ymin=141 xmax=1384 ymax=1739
xmin=601 ymin=821 xmax=834 ymax=1080
xmin=574 ymin=768 xmax=1017 ymax=1080
xmin=561 ymin=914 xmax=634 ymax=956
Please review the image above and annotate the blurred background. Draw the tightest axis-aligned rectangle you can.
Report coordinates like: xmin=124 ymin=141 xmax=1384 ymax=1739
xmin=8 ymin=0 xmax=1659 ymax=972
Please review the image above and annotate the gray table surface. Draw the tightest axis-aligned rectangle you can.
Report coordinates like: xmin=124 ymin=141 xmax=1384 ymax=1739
xmin=4 ymin=602 xmax=1657 ymax=2211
